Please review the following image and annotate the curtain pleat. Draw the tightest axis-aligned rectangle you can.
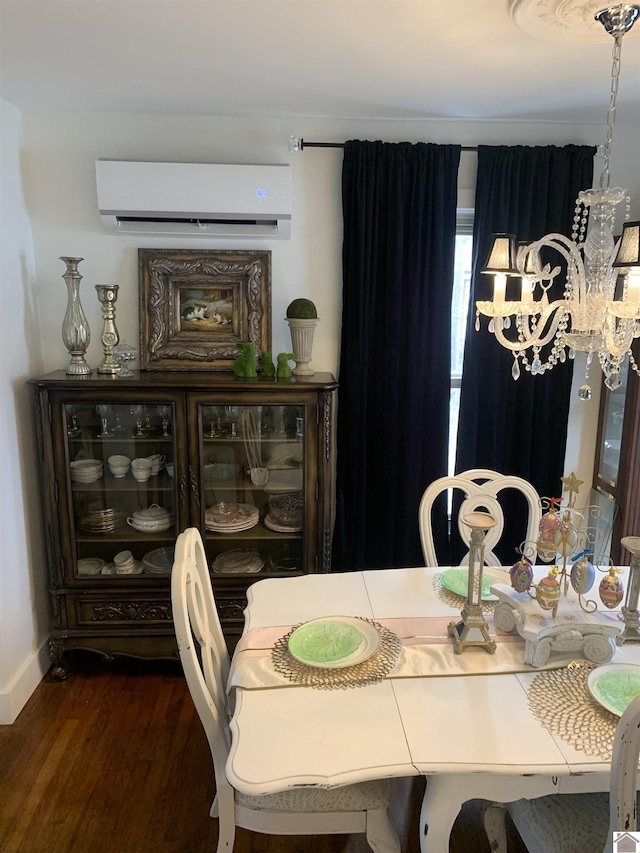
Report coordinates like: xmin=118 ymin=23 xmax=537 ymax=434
xmin=333 ymin=140 xmax=461 ymax=571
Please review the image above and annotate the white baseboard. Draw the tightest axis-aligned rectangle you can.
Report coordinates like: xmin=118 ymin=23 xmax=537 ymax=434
xmin=0 ymin=641 xmax=50 ymax=724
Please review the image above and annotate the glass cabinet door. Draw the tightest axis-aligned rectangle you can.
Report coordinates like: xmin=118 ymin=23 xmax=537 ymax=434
xmin=198 ymin=402 xmax=307 ymax=576
xmin=62 ymin=400 xmax=179 ymax=580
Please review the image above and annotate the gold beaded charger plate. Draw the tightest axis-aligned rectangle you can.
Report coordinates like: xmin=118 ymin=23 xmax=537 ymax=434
xmin=587 ymin=663 xmax=640 ymax=717
xmin=528 ymin=661 xmax=621 ymax=761
xmin=272 ymin=617 xmax=403 ymax=689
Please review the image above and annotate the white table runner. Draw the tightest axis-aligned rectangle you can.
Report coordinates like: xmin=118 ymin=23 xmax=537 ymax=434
xmin=228 ymin=614 xmax=582 ymax=691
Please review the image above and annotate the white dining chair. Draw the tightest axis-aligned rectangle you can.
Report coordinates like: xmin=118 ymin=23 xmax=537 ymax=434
xmin=171 ymin=527 xmax=401 ymax=853
xmin=418 ymin=468 xmax=542 ymax=566
xmin=483 ymin=693 xmax=640 ymax=853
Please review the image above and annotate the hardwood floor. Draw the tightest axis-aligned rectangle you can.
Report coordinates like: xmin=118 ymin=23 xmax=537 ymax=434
xmin=0 ymin=654 xmax=529 ymax=852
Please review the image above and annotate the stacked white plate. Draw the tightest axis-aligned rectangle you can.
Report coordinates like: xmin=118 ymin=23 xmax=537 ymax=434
xmin=205 ymin=503 xmax=259 ymax=532
xmin=264 ymin=514 xmax=303 ymax=533
xmin=100 ymin=561 xmax=144 ymax=575
xmin=142 ymin=547 xmax=175 ymax=575
xmin=212 ymin=549 xmax=264 ymax=574
xmin=70 ymin=459 xmax=104 ymax=483
xmin=77 ymin=557 xmax=106 ymax=575
xmin=78 ymin=502 xmax=124 ymax=533
xmin=115 ymin=560 xmax=144 ymax=575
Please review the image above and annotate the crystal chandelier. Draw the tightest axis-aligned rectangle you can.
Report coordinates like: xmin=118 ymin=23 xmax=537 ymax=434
xmin=476 ymin=4 xmax=640 ymax=399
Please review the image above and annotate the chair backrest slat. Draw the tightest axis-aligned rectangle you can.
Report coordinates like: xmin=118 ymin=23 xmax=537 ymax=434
xmin=171 ymin=528 xmax=234 ymax=795
xmin=419 ymin=468 xmax=542 ymax=566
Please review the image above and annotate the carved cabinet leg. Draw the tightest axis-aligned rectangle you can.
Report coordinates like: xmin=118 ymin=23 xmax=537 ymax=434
xmin=48 ymin=638 xmax=68 ymax=681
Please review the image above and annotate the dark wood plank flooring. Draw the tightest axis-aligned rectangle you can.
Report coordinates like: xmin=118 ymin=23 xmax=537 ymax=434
xmin=0 ymin=654 xmax=529 ymax=852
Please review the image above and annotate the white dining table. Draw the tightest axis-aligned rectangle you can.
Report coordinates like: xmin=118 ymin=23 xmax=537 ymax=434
xmin=225 ymin=566 xmax=640 ymax=853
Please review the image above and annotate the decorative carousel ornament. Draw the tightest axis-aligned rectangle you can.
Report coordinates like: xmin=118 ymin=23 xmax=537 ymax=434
xmin=536 ymin=497 xmax=562 ymax=562
xmin=510 ymin=548 xmax=534 ymax=593
xmin=570 ymin=549 xmax=596 ymax=594
xmin=534 ymin=566 xmax=562 ymax=614
xmin=599 ymin=565 xmax=625 ymax=609
xmin=490 ymin=473 xmax=626 ymax=667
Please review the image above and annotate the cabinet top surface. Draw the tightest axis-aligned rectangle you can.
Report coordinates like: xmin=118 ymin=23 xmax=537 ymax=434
xmin=29 ymin=369 xmax=337 ymax=391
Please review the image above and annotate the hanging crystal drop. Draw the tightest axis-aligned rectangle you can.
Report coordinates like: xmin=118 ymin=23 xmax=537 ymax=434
xmin=578 ymin=384 xmax=592 ymax=400
xmin=569 ymin=348 xmax=576 ymax=360
xmin=475 ymin=313 xmax=480 ymax=332
xmin=488 ymin=319 xmax=495 ymax=333
xmin=512 ymin=358 xmax=521 ymax=381
xmin=559 ymin=349 xmax=566 ymax=363
xmin=605 ymin=373 xmax=622 ymax=391
xmin=531 ymin=356 xmax=542 ymax=375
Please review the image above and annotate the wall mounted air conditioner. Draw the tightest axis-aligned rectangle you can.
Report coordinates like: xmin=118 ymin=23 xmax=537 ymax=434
xmin=95 ymin=160 xmax=292 ymax=239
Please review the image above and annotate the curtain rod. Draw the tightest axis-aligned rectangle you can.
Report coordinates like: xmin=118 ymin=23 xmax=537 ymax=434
xmin=290 ymin=137 xmax=478 ymax=152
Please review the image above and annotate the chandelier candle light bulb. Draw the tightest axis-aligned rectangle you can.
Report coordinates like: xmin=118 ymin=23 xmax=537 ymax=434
xmin=476 ymin=4 xmax=640 ymax=397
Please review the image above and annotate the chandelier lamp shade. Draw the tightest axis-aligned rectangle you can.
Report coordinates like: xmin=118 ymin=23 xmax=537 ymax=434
xmin=476 ymin=4 xmax=640 ymax=398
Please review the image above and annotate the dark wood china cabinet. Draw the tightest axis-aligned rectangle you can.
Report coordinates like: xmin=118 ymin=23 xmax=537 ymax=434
xmin=29 ymin=370 xmax=337 ymax=678
xmin=592 ymin=340 xmax=640 ymax=564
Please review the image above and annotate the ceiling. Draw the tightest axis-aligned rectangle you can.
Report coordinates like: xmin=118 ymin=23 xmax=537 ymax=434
xmin=0 ymin=0 xmax=639 ymax=126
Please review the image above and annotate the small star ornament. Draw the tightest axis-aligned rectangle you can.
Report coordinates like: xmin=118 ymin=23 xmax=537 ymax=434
xmin=561 ymin=472 xmax=583 ymax=508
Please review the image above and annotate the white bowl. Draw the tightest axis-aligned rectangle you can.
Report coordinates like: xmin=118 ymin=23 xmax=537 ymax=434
xmin=108 ymin=454 xmax=130 ymax=467
xmin=108 ymin=465 xmax=129 ymax=478
xmin=127 ymin=518 xmax=172 ymax=532
xmin=131 ymin=457 xmax=152 ymax=471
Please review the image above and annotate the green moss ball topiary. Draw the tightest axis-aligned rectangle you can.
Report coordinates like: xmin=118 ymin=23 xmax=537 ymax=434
xmin=286 ymin=298 xmax=318 ymax=319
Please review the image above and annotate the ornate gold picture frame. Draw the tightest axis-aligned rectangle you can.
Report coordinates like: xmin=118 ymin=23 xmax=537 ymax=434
xmin=138 ymin=249 xmax=271 ymax=370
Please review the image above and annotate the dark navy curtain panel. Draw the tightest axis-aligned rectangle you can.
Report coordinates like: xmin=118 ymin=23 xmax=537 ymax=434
xmin=333 ymin=140 xmax=461 ymax=571
xmin=454 ymin=144 xmax=596 ymax=564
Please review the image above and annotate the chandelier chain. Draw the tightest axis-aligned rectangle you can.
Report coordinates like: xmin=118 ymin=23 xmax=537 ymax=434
xmin=600 ymin=35 xmax=623 ymax=190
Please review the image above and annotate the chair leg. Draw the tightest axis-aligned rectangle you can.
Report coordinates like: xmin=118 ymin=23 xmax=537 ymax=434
xmin=215 ymin=788 xmax=236 ymax=853
xmin=481 ymin=801 xmax=508 ymax=853
xmin=365 ymin=808 xmax=401 ymax=852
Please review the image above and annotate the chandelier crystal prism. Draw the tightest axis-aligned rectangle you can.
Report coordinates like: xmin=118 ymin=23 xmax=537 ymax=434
xmin=476 ymin=4 xmax=640 ymax=398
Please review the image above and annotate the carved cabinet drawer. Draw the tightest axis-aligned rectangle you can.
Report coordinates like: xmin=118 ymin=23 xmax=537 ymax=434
xmin=65 ymin=593 xmax=173 ymax=630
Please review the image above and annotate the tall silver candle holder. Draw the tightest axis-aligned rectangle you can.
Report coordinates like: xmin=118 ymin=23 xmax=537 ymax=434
xmin=617 ymin=536 xmax=640 ymax=645
xmin=95 ymin=284 xmax=120 ymax=374
xmin=448 ymin=511 xmax=497 ymax=654
xmin=60 ymin=256 xmax=91 ymax=375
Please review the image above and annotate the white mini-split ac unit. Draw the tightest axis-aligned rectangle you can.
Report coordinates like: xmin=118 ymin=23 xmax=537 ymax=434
xmin=95 ymin=159 xmax=292 ymax=239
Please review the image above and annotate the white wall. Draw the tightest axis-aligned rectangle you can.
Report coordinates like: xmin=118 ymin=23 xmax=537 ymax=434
xmin=0 ymin=99 xmax=51 ymax=724
xmin=3 ymin=108 xmax=638 ymax=719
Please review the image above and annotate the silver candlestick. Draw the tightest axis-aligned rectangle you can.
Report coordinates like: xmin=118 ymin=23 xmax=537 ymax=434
xmin=95 ymin=284 xmax=120 ymax=374
xmin=60 ymin=256 xmax=91 ymax=375
xmin=448 ymin=512 xmax=497 ymax=654
xmin=617 ymin=536 xmax=640 ymax=645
